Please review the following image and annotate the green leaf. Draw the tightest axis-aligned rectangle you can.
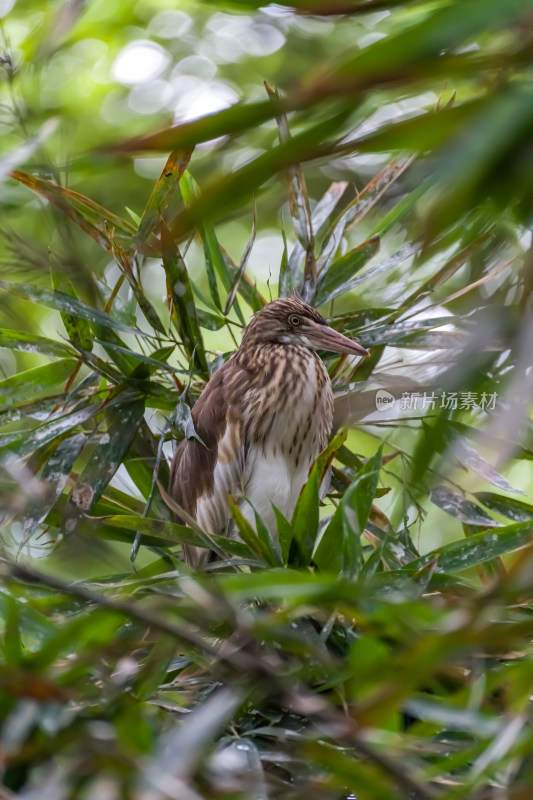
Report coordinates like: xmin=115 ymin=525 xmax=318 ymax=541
xmin=317 ymin=157 xmax=412 ymax=273
xmin=0 ymin=359 xmax=77 ymax=409
xmin=315 ymin=446 xmax=382 ymax=576
xmin=50 ymin=254 xmax=93 ymax=351
xmin=289 ymin=466 xmax=319 ymax=566
xmin=289 ymin=431 xmax=348 ymax=566
xmin=2 ymin=596 xmax=23 ymax=666
xmin=405 ymin=520 xmax=533 ymax=575
xmin=161 ymin=223 xmax=209 ymax=375
xmin=92 ymin=340 xmax=176 ymax=375
xmin=0 ymin=402 xmax=98 ymax=458
xmin=69 ymin=397 xmax=145 ymax=515
xmin=274 ymin=505 xmax=294 ymax=564
xmin=315 ymin=236 xmax=380 ymax=306
xmin=108 ymin=97 xmax=286 ymax=154
xmin=11 ymin=169 xmax=135 ymax=252
xmin=136 ymin=149 xmax=193 ymax=252
xmin=110 ymin=240 xmax=168 ymax=336
xmin=430 ymin=486 xmax=501 ymax=527
xmin=227 ymin=496 xmax=272 ymax=565
xmin=0 ymin=281 xmax=153 ymax=339
xmin=102 ymin=514 xmax=252 ymax=558
xmin=170 ymin=111 xmax=352 ymax=241
xmin=224 ymin=211 xmax=256 ymax=315
xmin=18 ymin=433 xmax=85 ymax=543
xmin=0 ymin=328 xmax=77 ymax=358
xmin=475 ymin=492 xmax=533 ymax=523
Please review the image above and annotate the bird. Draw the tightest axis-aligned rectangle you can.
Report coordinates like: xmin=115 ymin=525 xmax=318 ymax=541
xmin=169 ymin=296 xmax=368 ymax=566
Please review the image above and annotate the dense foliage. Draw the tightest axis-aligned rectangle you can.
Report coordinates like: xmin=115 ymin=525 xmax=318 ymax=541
xmin=2 ymin=0 xmax=533 ymax=797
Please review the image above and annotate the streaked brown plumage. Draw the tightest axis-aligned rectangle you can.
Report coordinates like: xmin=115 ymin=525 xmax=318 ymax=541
xmin=169 ymin=297 xmax=368 ymax=566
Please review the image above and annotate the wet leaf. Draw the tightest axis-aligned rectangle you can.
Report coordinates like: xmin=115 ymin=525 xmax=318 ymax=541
xmin=475 ymin=492 xmax=533 ymax=523
xmin=69 ymin=397 xmax=145 ymax=515
xmin=0 ymin=328 xmax=76 ymax=358
xmin=136 ymin=149 xmax=193 ymax=252
xmin=0 ymin=401 xmax=100 ymax=458
xmin=50 ymin=254 xmax=93 ymax=352
xmin=161 ymin=223 xmax=209 ymax=376
xmin=224 ymin=210 xmax=256 ymax=315
xmin=314 ymin=446 xmax=382 ymax=575
xmin=18 ymin=433 xmax=86 ymax=543
xmin=10 ymin=169 xmax=135 ymax=252
xmin=430 ymin=486 xmax=501 ymax=527
xmin=0 ymin=360 xmax=78 ymax=409
xmin=102 ymin=514 xmax=251 ymax=558
xmin=0 ymin=281 xmax=153 ymax=339
xmin=405 ymin=520 xmax=533 ymax=574
xmin=315 ymin=236 xmax=380 ymax=306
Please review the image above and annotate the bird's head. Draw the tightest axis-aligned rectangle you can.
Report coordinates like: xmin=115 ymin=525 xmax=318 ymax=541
xmin=241 ymin=297 xmax=368 ymax=357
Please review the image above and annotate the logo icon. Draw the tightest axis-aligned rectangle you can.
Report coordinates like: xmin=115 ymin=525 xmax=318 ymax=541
xmin=375 ymin=390 xmax=396 ymax=411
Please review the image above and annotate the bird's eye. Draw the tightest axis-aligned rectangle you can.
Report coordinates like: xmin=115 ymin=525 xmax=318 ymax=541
xmin=288 ymin=315 xmax=301 ymax=327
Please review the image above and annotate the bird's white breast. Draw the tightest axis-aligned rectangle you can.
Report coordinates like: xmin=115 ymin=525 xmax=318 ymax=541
xmin=240 ymin=351 xmax=333 ymax=536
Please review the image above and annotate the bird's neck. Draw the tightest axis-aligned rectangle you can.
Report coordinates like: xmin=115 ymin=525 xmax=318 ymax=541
xmin=233 ymin=342 xmax=333 ymax=457
xmin=234 ymin=341 xmax=318 ymax=375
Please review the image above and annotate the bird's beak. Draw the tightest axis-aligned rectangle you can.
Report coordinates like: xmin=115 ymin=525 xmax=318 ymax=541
xmin=305 ymin=323 xmax=369 ymax=357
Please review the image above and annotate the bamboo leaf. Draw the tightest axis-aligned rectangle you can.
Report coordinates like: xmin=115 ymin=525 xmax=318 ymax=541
xmin=69 ymin=397 xmax=145 ymax=515
xmin=136 ymin=149 xmax=193 ymax=252
xmin=102 ymin=514 xmax=252 ymax=558
xmin=18 ymin=433 xmax=86 ymax=544
xmin=315 ymin=236 xmax=380 ymax=306
xmin=0 ymin=328 xmax=76 ymax=358
xmin=161 ymin=223 xmax=209 ymax=376
xmin=50 ymin=254 xmax=93 ymax=352
xmin=430 ymin=486 xmax=502 ymax=527
xmin=315 ymin=447 xmax=383 ymax=576
xmin=10 ymin=169 xmax=136 ymax=252
xmin=405 ymin=520 xmax=533 ymax=575
xmin=289 ymin=466 xmax=319 ymax=566
xmin=224 ymin=210 xmax=256 ymax=315
xmin=0 ymin=281 xmax=153 ymax=339
xmin=0 ymin=360 xmax=78 ymax=409
xmin=227 ymin=496 xmax=271 ymax=564
xmin=475 ymin=492 xmax=533 ymax=523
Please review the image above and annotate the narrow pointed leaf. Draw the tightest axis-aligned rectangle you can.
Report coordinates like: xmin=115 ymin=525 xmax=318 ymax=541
xmin=0 ymin=360 xmax=78 ymax=409
xmin=18 ymin=433 xmax=86 ymax=542
xmin=289 ymin=466 xmax=320 ymax=566
xmin=430 ymin=486 xmax=502 ymax=527
xmin=0 ymin=402 xmax=100 ymax=458
xmin=315 ymin=236 xmax=380 ymax=306
xmin=0 ymin=281 xmax=153 ymax=338
xmin=227 ymin=497 xmax=271 ymax=564
xmin=475 ymin=492 xmax=533 ymax=523
xmin=102 ymin=514 xmax=252 ymax=558
xmin=161 ymin=223 xmax=209 ymax=376
xmin=0 ymin=328 xmax=77 ymax=358
xmin=69 ymin=397 xmax=145 ymax=515
xmin=342 ymin=446 xmax=383 ymax=577
xmin=317 ymin=157 xmax=412 ymax=272
xmin=10 ymin=169 xmax=135 ymax=252
xmin=405 ymin=520 xmax=533 ymax=575
xmin=50 ymin=254 xmax=93 ymax=352
xmin=136 ymin=149 xmax=193 ymax=252
xmin=224 ymin=210 xmax=256 ymax=315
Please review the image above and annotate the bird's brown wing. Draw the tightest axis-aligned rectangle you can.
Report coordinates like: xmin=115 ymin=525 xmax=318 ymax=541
xmin=169 ymin=361 xmax=249 ymax=566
